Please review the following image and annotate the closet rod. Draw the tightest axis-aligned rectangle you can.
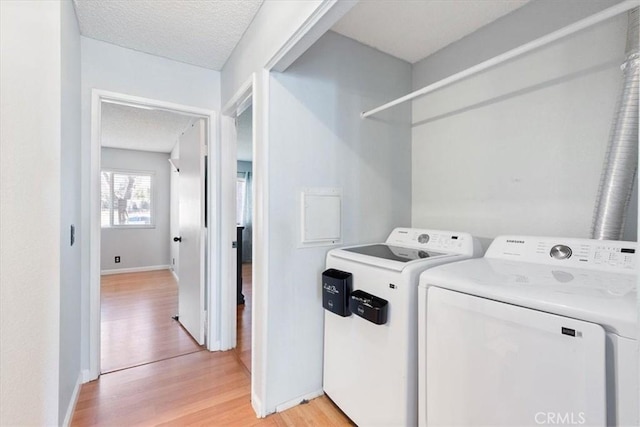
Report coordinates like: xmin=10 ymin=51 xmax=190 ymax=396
xmin=361 ymin=0 xmax=638 ymax=119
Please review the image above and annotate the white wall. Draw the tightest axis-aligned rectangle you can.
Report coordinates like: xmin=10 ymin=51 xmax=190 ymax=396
xmin=101 ymin=148 xmax=171 ymax=271
xmin=59 ymin=0 xmax=83 ymax=424
xmin=265 ymin=31 xmax=412 ymax=412
xmin=220 ymin=0 xmax=323 ymax=105
xmin=80 ymin=37 xmax=221 ymax=367
xmin=411 ymin=1 xmax=636 ymax=247
xmin=1 ymin=1 xmax=63 ymax=424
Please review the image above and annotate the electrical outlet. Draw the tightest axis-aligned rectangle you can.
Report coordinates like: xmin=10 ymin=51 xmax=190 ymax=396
xmin=115 ymin=256 xmax=121 ymax=263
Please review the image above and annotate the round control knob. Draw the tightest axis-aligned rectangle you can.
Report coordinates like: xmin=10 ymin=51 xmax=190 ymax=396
xmin=550 ymin=244 xmax=572 ymax=260
xmin=418 ymin=234 xmax=430 ymax=244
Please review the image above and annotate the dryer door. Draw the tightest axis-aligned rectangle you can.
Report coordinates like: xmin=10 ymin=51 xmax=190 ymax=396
xmin=425 ymin=287 xmax=606 ymax=427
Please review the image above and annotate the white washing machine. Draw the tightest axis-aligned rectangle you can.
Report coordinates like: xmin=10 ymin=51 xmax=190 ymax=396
xmin=323 ymin=227 xmax=482 ymax=426
xmin=418 ymin=236 xmax=638 ymax=427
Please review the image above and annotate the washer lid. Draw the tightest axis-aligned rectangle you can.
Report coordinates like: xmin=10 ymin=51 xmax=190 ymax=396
xmin=343 ymin=244 xmax=445 ymax=263
xmin=330 ymin=243 xmax=459 ymax=272
xmin=329 ymin=227 xmax=482 ymax=272
xmin=420 ymin=257 xmax=638 ymax=339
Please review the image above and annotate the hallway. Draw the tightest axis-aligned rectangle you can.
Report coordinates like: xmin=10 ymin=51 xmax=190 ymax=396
xmin=72 ymin=269 xmax=351 ymax=425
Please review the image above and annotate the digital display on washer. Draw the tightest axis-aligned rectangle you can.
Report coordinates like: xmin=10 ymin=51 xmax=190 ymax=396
xmin=343 ymin=244 xmax=445 ymax=262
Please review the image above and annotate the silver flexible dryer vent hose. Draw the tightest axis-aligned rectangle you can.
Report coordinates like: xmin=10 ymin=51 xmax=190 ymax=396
xmin=591 ymin=8 xmax=639 ymax=241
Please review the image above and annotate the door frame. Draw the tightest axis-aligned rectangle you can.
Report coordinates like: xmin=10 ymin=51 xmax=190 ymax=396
xmin=220 ymin=74 xmax=256 ymax=352
xmin=87 ymin=89 xmax=218 ymax=380
xmin=217 ymin=1 xmax=357 ymax=415
xmin=221 ymin=73 xmax=271 ymax=416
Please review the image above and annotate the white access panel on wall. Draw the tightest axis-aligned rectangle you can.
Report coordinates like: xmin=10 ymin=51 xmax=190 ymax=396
xmin=300 ymin=188 xmax=341 ymax=247
xmin=425 ymin=287 xmax=606 ymax=427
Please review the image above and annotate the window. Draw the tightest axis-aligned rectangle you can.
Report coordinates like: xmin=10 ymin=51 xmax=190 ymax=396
xmin=101 ymin=170 xmax=154 ymax=227
xmin=236 ymin=176 xmax=246 ymax=226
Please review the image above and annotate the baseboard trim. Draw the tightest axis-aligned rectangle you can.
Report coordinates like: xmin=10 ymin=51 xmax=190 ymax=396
xmin=62 ymin=372 xmax=82 ymax=426
xmin=170 ymin=268 xmax=179 ymax=282
xmin=100 ymin=265 xmax=170 ymax=275
xmin=252 ymin=392 xmax=265 ymax=418
xmin=275 ymin=389 xmax=324 ymax=413
xmin=82 ymin=368 xmax=98 ymax=383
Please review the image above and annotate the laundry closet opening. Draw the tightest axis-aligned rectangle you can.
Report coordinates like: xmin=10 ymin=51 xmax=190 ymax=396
xmin=255 ymin=0 xmax=638 ymax=416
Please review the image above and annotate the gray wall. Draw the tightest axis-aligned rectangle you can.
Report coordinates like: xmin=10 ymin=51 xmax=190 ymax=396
xmin=237 ymin=160 xmax=252 ymax=262
xmin=265 ymin=31 xmax=412 ymax=411
xmin=412 ymin=0 xmax=626 ymax=89
xmin=237 ymin=109 xmax=253 ymax=162
xmin=237 ymin=160 xmax=252 ymax=174
xmin=59 ymin=0 xmax=82 ymax=423
xmin=411 ymin=0 xmax=637 ymax=247
xmin=101 ymin=148 xmax=171 ymax=271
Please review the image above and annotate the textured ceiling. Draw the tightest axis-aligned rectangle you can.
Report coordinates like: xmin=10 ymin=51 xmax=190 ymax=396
xmin=101 ymin=103 xmax=195 ymax=153
xmin=332 ymin=0 xmax=530 ymax=64
xmin=73 ymin=0 xmax=264 ymax=70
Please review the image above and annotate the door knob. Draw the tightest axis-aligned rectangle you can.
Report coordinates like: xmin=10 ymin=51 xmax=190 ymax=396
xmin=173 ymin=236 xmax=182 ymax=242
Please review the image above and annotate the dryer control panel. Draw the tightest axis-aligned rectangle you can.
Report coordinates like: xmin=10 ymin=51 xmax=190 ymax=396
xmin=486 ymin=235 xmax=637 ymax=272
xmin=385 ymin=228 xmax=481 ymax=256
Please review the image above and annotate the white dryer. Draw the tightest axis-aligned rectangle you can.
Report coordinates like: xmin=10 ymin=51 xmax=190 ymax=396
xmin=323 ymin=227 xmax=482 ymax=426
xmin=418 ymin=236 xmax=638 ymax=427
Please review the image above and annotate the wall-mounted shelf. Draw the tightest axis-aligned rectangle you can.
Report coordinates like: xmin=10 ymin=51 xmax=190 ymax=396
xmin=361 ymin=0 xmax=638 ymax=119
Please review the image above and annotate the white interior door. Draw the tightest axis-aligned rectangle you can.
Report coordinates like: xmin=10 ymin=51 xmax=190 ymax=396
xmin=177 ymin=118 xmax=205 ymax=344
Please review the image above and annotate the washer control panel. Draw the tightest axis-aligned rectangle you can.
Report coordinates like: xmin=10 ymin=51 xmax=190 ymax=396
xmin=385 ymin=227 xmax=479 ymax=256
xmin=486 ymin=235 xmax=637 ymax=272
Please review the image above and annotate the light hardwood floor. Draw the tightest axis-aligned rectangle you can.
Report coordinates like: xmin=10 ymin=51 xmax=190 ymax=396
xmin=100 ymin=269 xmax=202 ymax=373
xmin=235 ymin=263 xmax=253 ymax=373
xmin=72 ymin=268 xmax=352 ymax=426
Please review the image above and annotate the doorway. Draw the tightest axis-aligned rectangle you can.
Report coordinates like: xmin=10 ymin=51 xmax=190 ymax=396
xmin=98 ymin=102 xmax=206 ymax=373
xmin=234 ymin=103 xmax=254 ymax=373
xmin=88 ymin=90 xmax=220 ymax=380
xmin=220 ymin=74 xmax=266 ymax=414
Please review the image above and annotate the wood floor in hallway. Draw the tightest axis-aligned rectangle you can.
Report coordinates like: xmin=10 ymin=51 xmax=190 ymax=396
xmin=73 ymin=268 xmax=352 ymax=426
xmin=100 ymin=269 xmax=202 ymax=373
xmin=235 ymin=263 xmax=253 ymax=373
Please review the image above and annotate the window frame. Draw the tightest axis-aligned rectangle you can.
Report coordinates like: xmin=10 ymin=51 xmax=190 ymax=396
xmin=101 ymin=167 xmax=156 ymax=229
